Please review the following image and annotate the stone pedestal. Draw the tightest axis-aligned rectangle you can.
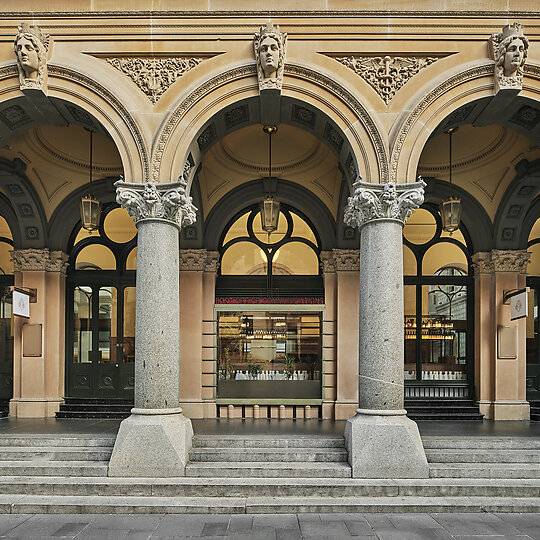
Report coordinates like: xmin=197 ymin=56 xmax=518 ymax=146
xmin=343 ymin=179 xmax=429 ymax=479
xmin=108 ymin=179 xmax=197 ymax=477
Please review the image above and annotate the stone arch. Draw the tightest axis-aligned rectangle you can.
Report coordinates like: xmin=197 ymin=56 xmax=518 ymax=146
xmin=0 ymin=157 xmax=48 ymax=249
xmin=423 ymin=178 xmax=493 ymax=253
xmin=48 ymin=177 xmax=118 ymax=252
xmin=203 ymin=178 xmax=337 ymax=252
xmin=493 ymin=158 xmax=540 ymax=249
xmin=153 ymin=62 xmax=388 ymax=190
xmin=0 ymin=64 xmax=148 ymax=183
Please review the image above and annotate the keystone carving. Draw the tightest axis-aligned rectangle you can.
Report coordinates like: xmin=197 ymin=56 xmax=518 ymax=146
xmin=106 ymin=57 xmax=204 ymax=104
xmin=334 ymin=55 xmax=438 ymax=105
xmin=11 ymin=249 xmax=68 ymax=273
xmin=254 ymin=22 xmax=287 ymax=91
xmin=344 ymin=179 xmax=426 ymax=230
xmin=13 ymin=23 xmax=50 ymax=92
xmin=115 ymin=178 xmax=197 ymax=229
xmin=489 ymin=22 xmax=529 ymax=94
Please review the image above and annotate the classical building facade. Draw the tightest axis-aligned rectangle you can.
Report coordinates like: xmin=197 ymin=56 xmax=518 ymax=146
xmin=0 ymin=4 xmax=539 ymax=468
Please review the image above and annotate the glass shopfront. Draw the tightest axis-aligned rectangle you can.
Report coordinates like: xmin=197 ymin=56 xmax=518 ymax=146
xmin=216 ymin=309 xmax=323 ymax=399
xmin=526 ymin=217 xmax=540 ymax=401
xmin=403 ymin=206 xmax=473 ymax=385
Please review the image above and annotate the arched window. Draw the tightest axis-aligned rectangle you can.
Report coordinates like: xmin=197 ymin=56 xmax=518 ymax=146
xmin=403 ymin=205 xmax=473 ymax=389
xmin=217 ymin=205 xmax=322 ymax=300
xmin=526 ymin=217 xmax=540 ymax=401
xmin=66 ymin=204 xmax=136 ymax=399
xmin=0 ymin=216 xmax=14 ymax=404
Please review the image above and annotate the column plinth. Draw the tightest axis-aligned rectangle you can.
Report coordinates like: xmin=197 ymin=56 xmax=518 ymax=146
xmin=108 ymin=179 xmax=197 ymax=478
xmin=343 ymin=179 xmax=429 ymax=478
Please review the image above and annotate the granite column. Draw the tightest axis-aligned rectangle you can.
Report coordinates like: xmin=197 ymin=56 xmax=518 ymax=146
xmin=343 ymin=179 xmax=429 ymax=478
xmin=108 ymin=179 xmax=197 ymax=477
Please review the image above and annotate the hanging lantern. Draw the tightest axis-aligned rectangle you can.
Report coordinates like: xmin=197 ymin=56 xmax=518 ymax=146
xmin=79 ymin=129 xmax=101 ymax=232
xmin=440 ymin=127 xmax=462 ymax=235
xmin=259 ymin=125 xmax=280 ymax=234
xmin=440 ymin=196 xmax=462 ymax=234
xmin=260 ymin=195 xmax=280 ymax=233
xmin=80 ymin=194 xmax=101 ymax=232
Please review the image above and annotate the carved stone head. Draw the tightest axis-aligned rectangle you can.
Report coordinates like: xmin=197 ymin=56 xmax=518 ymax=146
xmin=13 ymin=23 xmax=49 ymax=89
xmin=490 ymin=22 xmax=529 ymax=92
xmin=254 ymin=22 xmax=287 ymax=91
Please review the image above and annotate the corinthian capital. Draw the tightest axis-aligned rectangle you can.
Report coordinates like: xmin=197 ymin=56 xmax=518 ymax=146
xmin=115 ymin=178 xmax=197 ymax=229
xmin=344 ymin=179 xmax=425 ymax=230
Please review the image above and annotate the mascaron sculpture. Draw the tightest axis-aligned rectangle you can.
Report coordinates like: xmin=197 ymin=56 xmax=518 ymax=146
xmin=490 ymin=22 xmax=529 ymax=94
xmin=13 ymin=23 xmax=49 ymax=92
xmin=254 ymin=22 xmax=287 ymax=91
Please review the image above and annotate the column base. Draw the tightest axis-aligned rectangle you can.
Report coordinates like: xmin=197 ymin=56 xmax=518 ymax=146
xmin=108 ymin=408 xmax=193 ymax=477
xmin=9 ymin=398 xmax=63 ymax=418
xmin=344 ymin=409 xmax=429 ymax=479
xmin=479 ymin=400 xmax=530 ymax=420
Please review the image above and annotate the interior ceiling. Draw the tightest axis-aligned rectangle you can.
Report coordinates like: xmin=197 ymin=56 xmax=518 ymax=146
xmin=197 ymin=124 xmax=342 ymax=220
xmin=0 ymin=124 xmax=122 ymax=219
xmin=418 ymin=124 xmax=540 ymax=220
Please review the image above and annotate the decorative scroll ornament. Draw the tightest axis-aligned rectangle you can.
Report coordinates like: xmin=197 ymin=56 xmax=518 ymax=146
xmin=334 ymin=55 xmax=438 ymax=105
xmin=11 ymin=249 xmax=68 ymax=273
xmin=332 ymin=249 xmax=361 ymax=271
xmin=471 ymin=252 xmax=494 ymax=275
xmin=205 ymin=251 xmax=220 ymax=273
xmin=179 ymin=249 xmax=207 ymax=271
xmin=489 ymin=22 xmax=529 ymax=94
xmin=115 ymin=177 xmax=197 ymax=229
xmin=254 ymin=22 xmax=287 ymax=91
xmin=13 ymin=23 xmax=50 ymax=92
xmin=106 ymin=57 xmax=204 ymax=104
xmin=344 ymin=178 xmax=426 ymax=230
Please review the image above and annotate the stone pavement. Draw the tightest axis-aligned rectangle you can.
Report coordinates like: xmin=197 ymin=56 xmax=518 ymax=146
xmin=0 ymin=513 xmax=539 ymax=539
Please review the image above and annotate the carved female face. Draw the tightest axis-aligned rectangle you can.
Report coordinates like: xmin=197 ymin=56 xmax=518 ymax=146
xmin=259 ymin=36 xmax=280 ymax=78
xmin=15 ymin=36 xmax=39 ymax=78
xmin=503 ymin=37 xmax=525 ymax=77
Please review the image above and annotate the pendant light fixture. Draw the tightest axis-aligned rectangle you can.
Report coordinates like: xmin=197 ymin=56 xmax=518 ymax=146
xmin=80 ymin=129 xmax=101 ymax=232
xmin=440 ymin=127 xmax=462 ymax=235
xmin=260 ymin=125 xmax=280 ymax=234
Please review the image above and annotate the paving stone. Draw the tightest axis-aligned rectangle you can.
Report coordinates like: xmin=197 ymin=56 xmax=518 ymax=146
xmin=432 ymin=512 xmax=525 ymax=536
xmin=152 ymin=515 xmax=226 ymax=537
xmin=51 ymin=521 xmax=90 ymax=536
xmin=275 ymin=528 xmax=302 ymax=540
xmin=201 ymin=522 xmax=228 ymax=537
xmin=299 ymin=520 xmax=351 ymax=537
xmin=252 ymin=514 xmax=298 ymax=529
xmin=228 ymin=526 xmax=276 ymax=540
xmin=227 ymin=515 xmax=253 ymax=533
xmin=388 ymin=514 xmax=446 ymax=530
xmin=344 ymin=520 xmax=377 ymax=536
xmin=87 ymin=514 xmax=162 ymax=530
xmin=74 ymin=528 xmax=129 ymax=540
xmin=452 ymin=536 xmax=533 ymax=540
xmin=369 ymin=530 xmax=454 ymax=540
xmin=0 ymin=515 xmax=32 ymax=536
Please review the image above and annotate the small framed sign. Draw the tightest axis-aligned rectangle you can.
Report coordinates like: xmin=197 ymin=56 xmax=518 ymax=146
xmin=510 ymin=289 xmax=528 ymax=321
xmin=13 ymin=288 xmax=31 ymax=319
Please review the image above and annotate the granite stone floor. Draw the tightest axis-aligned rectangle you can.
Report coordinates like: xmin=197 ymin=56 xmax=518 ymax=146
xmin=0 ymin=417 xmax=539 ymax=437
xmin=0 ymin=512 xmax=539 ymax=539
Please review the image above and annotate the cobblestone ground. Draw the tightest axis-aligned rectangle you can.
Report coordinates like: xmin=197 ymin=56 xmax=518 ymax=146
xmin=0 ymin=513 xmax=539 ymax=540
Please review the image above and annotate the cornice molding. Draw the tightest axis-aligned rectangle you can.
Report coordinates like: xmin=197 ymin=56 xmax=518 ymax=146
xmin=472 ymin=249 xmax=531 ymax=274
xmin=11 ymin=248 xmax=68 ymax=273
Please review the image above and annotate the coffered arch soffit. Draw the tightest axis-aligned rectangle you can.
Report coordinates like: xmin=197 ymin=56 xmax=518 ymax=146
xmin=152 ymin=61 xmax=388 ymax=189
xmin=390 ymin=59 xmax=540 ymax=185
xmin=0 ymin=63 xmax=148 ymax=183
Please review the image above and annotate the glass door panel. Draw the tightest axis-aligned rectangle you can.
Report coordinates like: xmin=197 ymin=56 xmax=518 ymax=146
xmin=526 ymin=285 xmax=539 ymax=400
xmin=0 ymin=287 xmax=13 ymax=399
xmin=123 ymin=287 xmax=136 ymax=364
xmin=404 ymin=284 xmax=417 ymax=381
xmin=73 ymin=286 xmax=92 ymax=364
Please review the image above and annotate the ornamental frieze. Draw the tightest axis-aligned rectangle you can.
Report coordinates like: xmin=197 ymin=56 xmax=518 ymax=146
xmin=11 ymin=249 xmax=68 ymax=273
xmin=333 ymin=55 xmax=438 ymax=105
xmin=106 ymin=57 xmax=205 ymax=104
xmin=491 ymin=249 xmax=531 ymax=274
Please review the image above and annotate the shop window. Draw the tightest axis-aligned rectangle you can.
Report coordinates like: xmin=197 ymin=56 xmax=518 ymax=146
xmin=0 ymin=216 xmax=14 ymax=400
xmin=526 ymin=217 xmax=540 ymax=400
xmin=403 ymin=204 xmax=472 ymax=384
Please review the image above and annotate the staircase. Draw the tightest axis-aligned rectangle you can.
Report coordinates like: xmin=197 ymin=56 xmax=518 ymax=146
xmin=530 ymin=401 xmax=540 ymax=421
xmin=0 ymin=433 xmax=539 ymax=513
xmin=55 ymin=398 xmax=132 ymax=419
xmin=405 ymin=398 xmax=484 ymax=421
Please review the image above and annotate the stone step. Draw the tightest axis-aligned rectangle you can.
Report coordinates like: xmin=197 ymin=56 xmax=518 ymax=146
xmin=429 ymin=463 xmax=540 ymax=479
xmin=185 ymin=461 xmax=352 ymax=478
xmin=0 ymin=494 xmax=539 ymax=514
xmin=188 ymin=448 xmax=348 ymax=463
xmin=425 ymin=449 xmax=540 ymax=463
xmin=56 ymin=411 xmax=130 ymax=419
xmin=192 ymin=435 xmax=345 ymax=449
xmin=422 ymin=437 xmax=540 ymax=450
xmin=0 ymin=447 xmax=113 ymax=461
xmin=0 ymin=461 xmax=109 ymax=477
xmin=408 ymin=413 xmax=484 ymax=421
xmin=0 ymin=436 xmax=115 ymax=448
xmin=1 ymin=476 xmax=539 ymax=498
